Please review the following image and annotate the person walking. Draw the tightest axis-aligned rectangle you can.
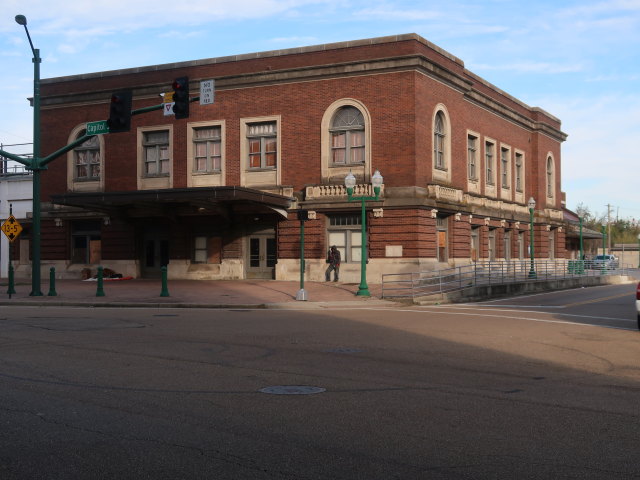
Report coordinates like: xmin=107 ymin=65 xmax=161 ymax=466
xmin=325 ymin=245 xmax=341 ymax=282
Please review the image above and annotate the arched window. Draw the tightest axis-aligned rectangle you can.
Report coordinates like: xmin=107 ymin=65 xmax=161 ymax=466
xmin=330 ymin=106 xmax=365 ymax=165
xmin=546 ymin=156 xmax=554 ymax=198
xmin=431 ymin=106 xmax=451 ymax=183
xmin=434 ymin=111 xmax=446 ymax=170
xmin=74 ymin=130 xmax=100 ymax=181
xmin=67 ymin=125 xmax=105 ymax=192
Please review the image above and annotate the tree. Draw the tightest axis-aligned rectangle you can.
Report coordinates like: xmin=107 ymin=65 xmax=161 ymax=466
xmin=575 ymin=203 xmax=640 ymax=245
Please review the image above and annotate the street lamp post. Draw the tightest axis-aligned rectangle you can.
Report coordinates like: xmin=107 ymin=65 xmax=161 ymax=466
xmin=345 ymin=170 xmax=383 ymax=297
xmin=528 ymin=197 xmax=536 ymax=278
xmin=578 ymin=216 xmax=584 ymax=274
xmin=637 ymin=233 xmax=640 ymax=269
xmin=15 ymin=14 xmax=43 ymax=296
xmin=295 ymin=210 xmax=308 ymax=301
xmin=3 ymin=15 xmax=172 ymax=296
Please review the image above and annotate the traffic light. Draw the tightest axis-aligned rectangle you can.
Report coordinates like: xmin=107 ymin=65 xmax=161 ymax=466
xmin=107 ymin=90 xmax=132 ymax=133
xmin=172 ymin=76 xmax=189 ymax=119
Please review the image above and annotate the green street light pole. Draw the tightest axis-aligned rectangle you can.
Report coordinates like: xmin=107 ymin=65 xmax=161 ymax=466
xmin=3 ymin=15 xmax=175 ymax=296
xmin=601 ymin=225 xmax=606 ymax=274
xmin=578 ymin=216 xmax=584 ymax=259
xmin=15 ymin=14 xmax=43 ymax=296
xmin=579 ymin=216 xmax=584 ymax=274
xmin=345 ymin=170 xmax=383 ymax=297
xmin=528 ymin=197 xmax=536 ymax=278
xmin=637 ymin=233 xmax=640 ymax=269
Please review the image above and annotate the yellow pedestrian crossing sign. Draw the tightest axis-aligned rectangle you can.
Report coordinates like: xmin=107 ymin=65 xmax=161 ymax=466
xmin=1 ymin=215 xmax=23 ymax=243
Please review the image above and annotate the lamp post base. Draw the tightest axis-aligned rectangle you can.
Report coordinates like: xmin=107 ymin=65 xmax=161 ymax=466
xmin=528 ymin=270 xmax=537 ymax=279
xmin=296 ymin=289 xmax=308 ymax=301
xmin=356 ymin=285 xmax=370 ymax=297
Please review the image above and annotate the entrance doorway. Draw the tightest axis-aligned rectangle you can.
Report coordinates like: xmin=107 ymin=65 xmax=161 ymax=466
xmin=246 ymin=234 xmax=276 ymax=279
xmin=436 ymin=216 xmax=448 ymax=262
xmin=141 ymin=228 xmax=169 ymax=278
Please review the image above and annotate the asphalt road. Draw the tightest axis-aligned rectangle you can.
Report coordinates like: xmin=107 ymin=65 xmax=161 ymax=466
xmin=1 ymin=290 xmax=640 ymax=479
xmin=466 ymin=282 xmax=638 ymax=330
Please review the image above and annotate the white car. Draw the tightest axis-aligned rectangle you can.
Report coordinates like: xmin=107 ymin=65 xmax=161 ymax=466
xmin=586 ymin=254 xmax=619 ymax=270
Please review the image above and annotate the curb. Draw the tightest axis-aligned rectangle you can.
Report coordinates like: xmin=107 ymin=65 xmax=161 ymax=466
xmin=0 ymin=300 xmax=400 ymax=310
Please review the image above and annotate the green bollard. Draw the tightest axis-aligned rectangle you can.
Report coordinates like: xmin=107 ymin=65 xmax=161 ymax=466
xmin=48 ymin=267 xmax=57 ymax=296
xmin=7 ymin=264 xmax=16 ymax=295
xmin=96 ymin=266 xmax=105 ymax=297
xmin=160 ymin=265 xmax=170 ymax=297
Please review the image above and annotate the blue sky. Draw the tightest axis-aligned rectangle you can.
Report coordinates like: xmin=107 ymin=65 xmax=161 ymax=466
xmin=1 ymin=0 xmax=639 ymax=220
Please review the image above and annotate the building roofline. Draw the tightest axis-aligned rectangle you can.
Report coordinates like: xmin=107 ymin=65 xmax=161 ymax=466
xmin=41 ymin=33 xmax=464 ymax=85
xmin=39 ymin=33 xmax=564 ymax=134
xmin=463 ymin=69 xmax=562 ymax=124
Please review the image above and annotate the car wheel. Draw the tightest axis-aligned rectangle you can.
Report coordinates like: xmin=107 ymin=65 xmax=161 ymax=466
xmin=637 ymin=314 xmax=640 ymax=331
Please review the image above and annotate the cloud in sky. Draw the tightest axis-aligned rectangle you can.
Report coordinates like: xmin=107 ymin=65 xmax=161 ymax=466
xmin=1 ymin=0 xmax=639 ymax=216
xmin=0 ymin=0 xmax=334 ymax=32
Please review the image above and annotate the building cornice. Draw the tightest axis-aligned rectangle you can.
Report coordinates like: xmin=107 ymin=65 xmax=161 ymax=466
xmin=39 ymin=33 xmax=566 ymax=141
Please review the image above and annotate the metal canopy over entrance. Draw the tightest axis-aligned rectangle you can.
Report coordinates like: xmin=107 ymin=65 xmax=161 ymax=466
xmin=49 ymin=186 xmax=293 ymax=280
xmin=50 ymin=186 xmax=293 ymax=219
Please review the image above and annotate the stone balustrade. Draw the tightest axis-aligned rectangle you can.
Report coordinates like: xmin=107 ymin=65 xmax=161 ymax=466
xmin=305 ymin=183 xmax=384 ymax=200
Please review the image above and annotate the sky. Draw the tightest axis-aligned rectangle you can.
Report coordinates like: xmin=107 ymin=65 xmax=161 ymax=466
xmin=1 ymin=0 xmax=639 ymax=221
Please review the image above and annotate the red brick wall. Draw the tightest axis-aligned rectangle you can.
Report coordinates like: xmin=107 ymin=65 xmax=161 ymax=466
xmin=36 ymin=36 xmax=566 ymax=267
xmin=369 ymin=209 xmax=436 ymax=258
xmin=102 ymin=220 xmax=135 ymax=260
xmin=452 ymin=218 xmax=471 ymax=258
xmin=39 ymin=48 xmax=563 ymax=206
xmin=40 ymin=71 xmax=423 ymax=197
xmin=557 ymin=228 xmax=566 ymax=259
xmin=278 ymin=215 xmax=326 ymax=260
xmin=41 ymin=220 xmax=68 ymax=260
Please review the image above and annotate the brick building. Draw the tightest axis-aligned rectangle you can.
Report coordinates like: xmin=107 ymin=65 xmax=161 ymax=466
xmin=29 ymin=33 xmax=567 ymax=282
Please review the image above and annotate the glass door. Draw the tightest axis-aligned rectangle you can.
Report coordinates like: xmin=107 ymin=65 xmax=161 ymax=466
xmin=246 ymin=235 xmax=276 ymax=279
xmin=141 ymin=227 xmax=169 ymax=278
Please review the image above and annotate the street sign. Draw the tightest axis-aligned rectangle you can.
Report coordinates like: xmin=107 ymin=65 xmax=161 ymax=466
xmin=163 ymin=92 xmax=175 ymax=116
xmin=200 ymin=79 xmax=214 ymax=105
xmin=86 ymin=120 xmax=110 ymax=135
xmin=163 ymin=103 xmax=175 ymax=116
xmin=1 ymin=215 xmax=23 ymax=243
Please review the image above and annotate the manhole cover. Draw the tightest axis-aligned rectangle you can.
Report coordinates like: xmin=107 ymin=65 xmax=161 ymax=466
xmin=259 ymin=385 xmax=326 ymax=395
xmin=326 ymin=347 xmax=363 ymax=354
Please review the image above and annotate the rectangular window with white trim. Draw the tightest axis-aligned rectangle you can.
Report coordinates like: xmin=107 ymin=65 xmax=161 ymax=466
xmin=327 ymin=215 xmax=361 ymax=263
xmin=143 ymin=130 xmax=170 ymax=177
xmin=193 ymin=126 xmax=222 ymax=173
xmin=468 ymin=134 xmax=478 ymax=181
xmin=485 ymin=140 xmax=495 ymax=185
xmin=247 ymin=122 xmax=277 ymax=169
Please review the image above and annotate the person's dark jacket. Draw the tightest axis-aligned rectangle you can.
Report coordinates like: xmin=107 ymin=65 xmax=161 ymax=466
xmin=328 ymin=249 xmax=341 ymax=266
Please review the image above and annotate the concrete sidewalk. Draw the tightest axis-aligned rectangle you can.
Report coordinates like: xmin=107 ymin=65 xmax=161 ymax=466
xmin=0 ymin=278 xmax=403 ymax=309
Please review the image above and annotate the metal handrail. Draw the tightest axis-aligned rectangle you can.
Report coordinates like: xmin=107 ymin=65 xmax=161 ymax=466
xmin=381 ymin=259 xmax=633 ymax=299
xmin=0 ymin=164 xmax=32 ymax=176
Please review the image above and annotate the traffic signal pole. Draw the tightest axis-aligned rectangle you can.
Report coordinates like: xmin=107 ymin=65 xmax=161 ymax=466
xmin=17 ymin=14 xmax=43 ymax=295
xmin=31 ymin=45 xmax=43 ymax=295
